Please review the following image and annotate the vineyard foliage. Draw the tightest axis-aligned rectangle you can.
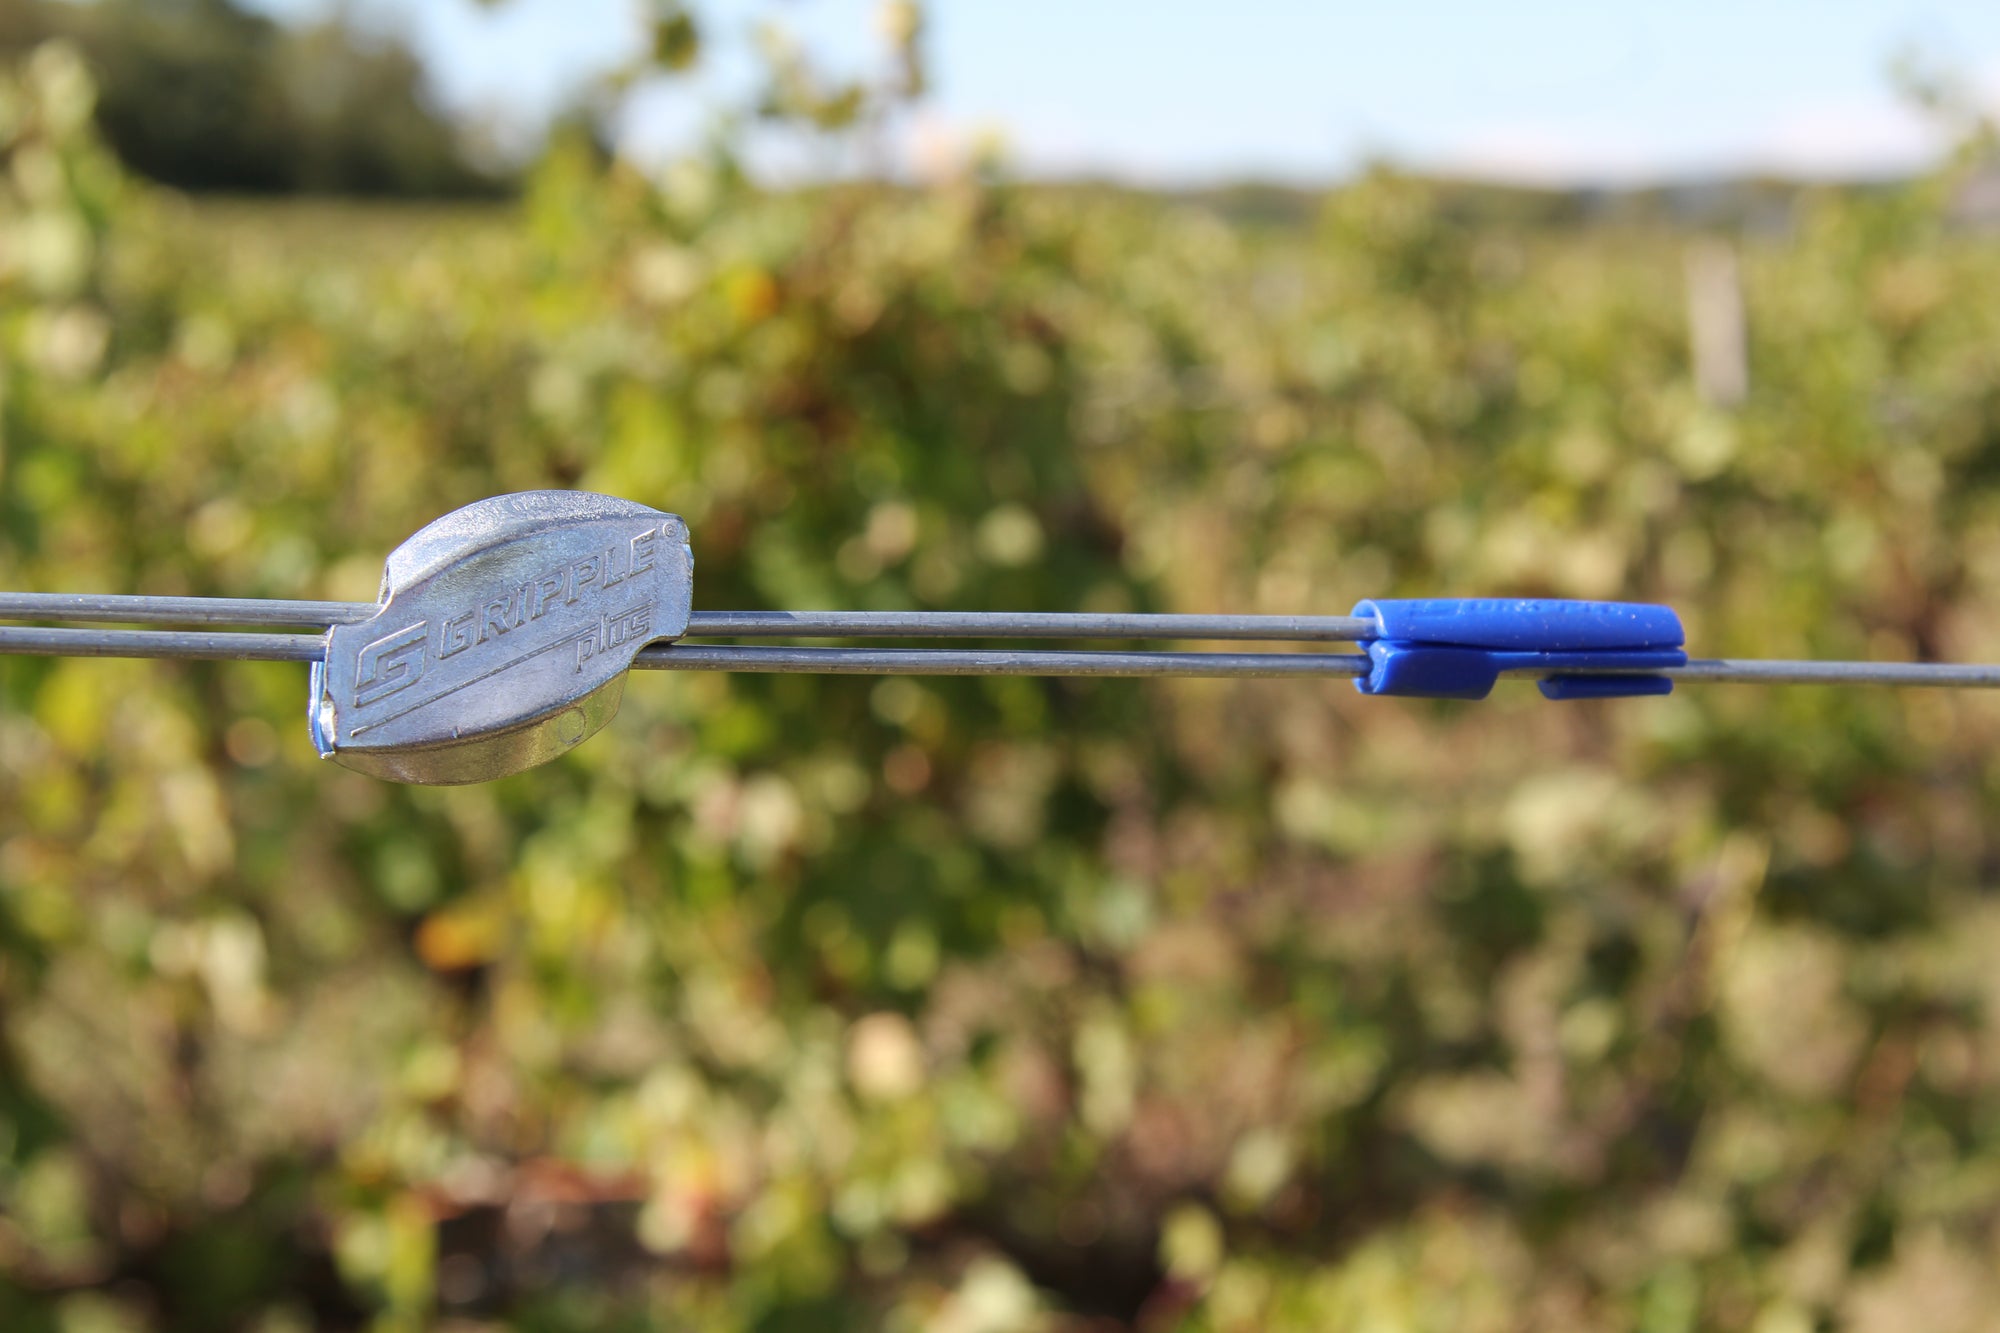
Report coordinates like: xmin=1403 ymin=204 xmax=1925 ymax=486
xmin=9 ymin=40 xmax=2000 ymax=1332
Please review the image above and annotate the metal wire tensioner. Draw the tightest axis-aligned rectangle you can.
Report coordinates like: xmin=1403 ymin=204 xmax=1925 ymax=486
xmin=3 ymin=492 xmax=1997 ymax=784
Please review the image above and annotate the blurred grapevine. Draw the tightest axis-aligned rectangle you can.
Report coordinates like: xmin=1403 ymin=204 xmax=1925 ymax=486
xmin=7 ymin=28 xmax=2000 ymax=1333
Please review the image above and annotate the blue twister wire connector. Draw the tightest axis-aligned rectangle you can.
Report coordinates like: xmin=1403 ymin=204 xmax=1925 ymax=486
xmin=1350 ymin=598 xmax=1688 ymax=701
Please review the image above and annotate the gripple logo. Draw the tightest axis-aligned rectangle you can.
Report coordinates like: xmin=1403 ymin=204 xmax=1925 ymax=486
xmin=352 ymin=622 xmax=428 ymax=708
xmin=348 ymin=526 xmax=662 ymax=711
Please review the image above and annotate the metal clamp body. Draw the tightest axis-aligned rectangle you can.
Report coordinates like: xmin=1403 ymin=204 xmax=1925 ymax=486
xmin=310 ymin=493 xmax=694 ymax=784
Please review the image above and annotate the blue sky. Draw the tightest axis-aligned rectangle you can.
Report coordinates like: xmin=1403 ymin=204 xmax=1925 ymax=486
xmin=246 ymin=0 xmax=2000 ymax=184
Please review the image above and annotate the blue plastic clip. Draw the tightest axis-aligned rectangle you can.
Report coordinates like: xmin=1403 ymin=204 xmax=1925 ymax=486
xmin=1350 ymin=598 xmax=1687 ymax=701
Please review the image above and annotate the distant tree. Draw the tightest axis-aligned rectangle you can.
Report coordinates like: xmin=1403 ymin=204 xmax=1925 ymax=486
xmin=0 ymin=0 xmax=508 ymax=195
